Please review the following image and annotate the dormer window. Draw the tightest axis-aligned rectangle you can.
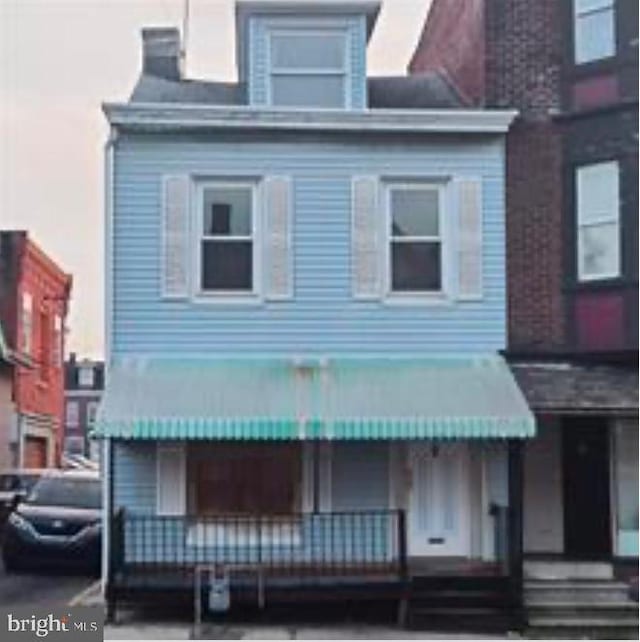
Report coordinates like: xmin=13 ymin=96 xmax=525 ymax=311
xmin=268 ymin=31 xmax=348 ymax=108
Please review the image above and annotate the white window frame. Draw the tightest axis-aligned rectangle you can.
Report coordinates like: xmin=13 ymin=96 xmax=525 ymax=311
xmin=576 ymin=161 xmax=620 ymax=282
xmin=573 ymin=0 xmax=616 ymax=64
xmin=193 ymin=180 xmax=261 ymax=303
xmin=78 ymin=365 xmax=94 ymax=388
xmin=384 ymin=181 xmax=451 ymax=303
xmin=52 ymin=314 xmax=63 ymax=368
xmin=267 ymin=28 xmax=350 ymax=109
xmin=21 ymin=292 xmax=33 ymax=356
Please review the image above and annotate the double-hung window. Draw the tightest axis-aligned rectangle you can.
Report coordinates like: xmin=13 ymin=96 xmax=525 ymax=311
xmin=576 ymin=161 xmax=620 ymax=281
xmin=574 ymin=0 xmax=615 ymax=64
xmin=269 ymin=31 xmax=348 ymax=108
xmin=198 ymin=183 xmax=257 ymax=295
xmin=387 ymin=184 xmax=445 ymax=295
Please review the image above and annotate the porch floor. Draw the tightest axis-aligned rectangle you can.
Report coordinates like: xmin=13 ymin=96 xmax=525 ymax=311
xmin=409 ymin=557 xmax=503 ymax=578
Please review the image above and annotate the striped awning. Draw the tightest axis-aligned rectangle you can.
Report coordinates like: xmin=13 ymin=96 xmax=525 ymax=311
xmin=94 ymin=355 xmax=535 ymax=440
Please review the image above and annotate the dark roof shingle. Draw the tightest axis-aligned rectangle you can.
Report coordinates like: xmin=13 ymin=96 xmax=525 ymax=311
xmin=510 ymin=362 xmax=638 ymax=413
xmin=129 ymin=71 xmax=464 ymax=110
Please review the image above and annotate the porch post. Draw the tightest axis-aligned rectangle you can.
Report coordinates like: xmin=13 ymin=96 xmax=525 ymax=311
xmin=507 ymin=439 xmax=524 ymax=628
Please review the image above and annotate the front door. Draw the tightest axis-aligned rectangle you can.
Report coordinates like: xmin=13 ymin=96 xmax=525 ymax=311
xmin=408 ymin=442 xmax=470 ymax=557
xmin=562 ymin=419 xmax=611 ymax=558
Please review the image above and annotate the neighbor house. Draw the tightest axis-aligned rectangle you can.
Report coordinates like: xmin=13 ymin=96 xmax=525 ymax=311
xmin=410 ymin=0 xmax=638 ymax=633
xmin=97 ymin=0 xmax=534 ymax=629
xmin=64 ymin=354 xmax=104 ymax=461
xmin=0 ymin=231 xmax=72 ymax=468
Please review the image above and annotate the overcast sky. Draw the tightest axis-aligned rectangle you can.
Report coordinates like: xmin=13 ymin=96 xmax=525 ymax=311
xmin=0 ymin=0 xmax=431 ymax=358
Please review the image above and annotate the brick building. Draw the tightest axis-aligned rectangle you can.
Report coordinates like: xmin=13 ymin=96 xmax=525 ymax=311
xmin=411 ymin=0 xmax=638 ymax=630
xmin=0 ymin=231 xmax=72 ymax=468
xmin=64 ymin=354 xmax=104 ymax=461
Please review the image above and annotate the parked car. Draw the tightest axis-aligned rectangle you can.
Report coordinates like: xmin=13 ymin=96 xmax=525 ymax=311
xmin=0 ymin=469 xmax=49 ymax=530
xmin=2 ymin=470 xmax=101 ymax=574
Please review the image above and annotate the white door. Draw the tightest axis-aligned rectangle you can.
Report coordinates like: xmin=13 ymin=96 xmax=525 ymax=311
xmin=408 ymin=442 xmax=470 ymax=557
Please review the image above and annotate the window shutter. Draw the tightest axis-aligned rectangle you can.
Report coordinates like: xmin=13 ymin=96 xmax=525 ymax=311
xmin=162 ymin=175 xmax=190 ymax=299
xmin=456 ymin=178 xmax=483 ymax=300
xmin=263 ymin=176 xmax=293 ymax=300
xmin=156 ymin=443 xmax=186 ymax=516
xmin=352 ymin=176 xmax=381 ymax=299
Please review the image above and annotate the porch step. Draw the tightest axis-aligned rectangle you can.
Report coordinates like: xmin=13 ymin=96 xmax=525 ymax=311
xmin=407 ymin=577 xmax=516 ymax=632
xmin=524 ymin=560 xmax=613 ymax=581
xmin=407 ymin=607 xmax=516 ymax=633
xmin=524 ymin=576 xmax=639 ymax=635
xmin=525 ymin=580 xmax=631 ymax=604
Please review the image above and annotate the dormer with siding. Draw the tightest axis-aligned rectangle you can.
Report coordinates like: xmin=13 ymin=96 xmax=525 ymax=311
xmin=99 ymin=1 xmax=534 ymax=624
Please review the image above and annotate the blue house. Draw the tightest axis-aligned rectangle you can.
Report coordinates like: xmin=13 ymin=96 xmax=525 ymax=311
xmin=97 ymin=0 xmax=534 ymax=627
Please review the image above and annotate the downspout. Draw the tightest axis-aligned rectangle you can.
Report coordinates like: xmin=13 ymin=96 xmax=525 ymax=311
xmin=101 ymin=125 xmax=117 ymax=602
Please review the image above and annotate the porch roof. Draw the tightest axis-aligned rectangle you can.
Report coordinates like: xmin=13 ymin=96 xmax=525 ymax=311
xmin=94 ymin=355 xmax=535 ymax=440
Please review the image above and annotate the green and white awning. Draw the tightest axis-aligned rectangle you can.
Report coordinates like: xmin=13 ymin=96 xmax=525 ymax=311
xmin=94 ymin=355 xmax=535 ymax=440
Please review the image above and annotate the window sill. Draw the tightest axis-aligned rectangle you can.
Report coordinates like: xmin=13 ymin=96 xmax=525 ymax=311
xmin=192 ymin=292 xmax=263 ymax=306
xmin=382 ymin=292 xmax=453 ymax=307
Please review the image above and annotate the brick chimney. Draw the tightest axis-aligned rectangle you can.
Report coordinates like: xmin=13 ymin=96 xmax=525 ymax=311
xmin=142 ymin=28 xmax=182 ymax=80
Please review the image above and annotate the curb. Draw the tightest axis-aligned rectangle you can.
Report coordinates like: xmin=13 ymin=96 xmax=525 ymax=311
xmin=68 ymin=579 xmax=103 ymax=606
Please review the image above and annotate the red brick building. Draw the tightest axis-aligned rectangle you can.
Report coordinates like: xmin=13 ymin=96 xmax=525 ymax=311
xmin=410 ymin=0 xmax=638 ymax=630
xmin=0 ymin=231 xmax=72 ymax=468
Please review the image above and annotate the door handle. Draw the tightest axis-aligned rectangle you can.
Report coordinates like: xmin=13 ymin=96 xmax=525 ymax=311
xmin=428 ymin=537 xmax=445 ymax=545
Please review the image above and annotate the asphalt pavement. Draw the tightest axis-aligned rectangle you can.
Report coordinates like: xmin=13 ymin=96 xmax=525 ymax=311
xmin=0 ymin=555 xmax=96 ymax=608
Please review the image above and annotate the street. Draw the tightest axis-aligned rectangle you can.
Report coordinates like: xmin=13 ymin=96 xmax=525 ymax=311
xmin=0 ymin=557 xmax=96 ymax=609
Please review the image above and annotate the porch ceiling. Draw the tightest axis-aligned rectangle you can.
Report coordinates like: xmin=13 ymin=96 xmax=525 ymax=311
xmin=94 ymin=355 xmax=535 ymax=440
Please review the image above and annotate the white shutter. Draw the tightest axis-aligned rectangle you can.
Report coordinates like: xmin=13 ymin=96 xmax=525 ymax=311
xmin=352 ymin=176 xmax=381 ymax=299
xmin=162 ymin=175 xmax=190 ymax=299
xmin=156 ymin=443 xmax=186 ymax=516
xmin=263 ymin=176 xmax=293 ymax=300
xmin=456 ymin=177 xmax=483 ymax=300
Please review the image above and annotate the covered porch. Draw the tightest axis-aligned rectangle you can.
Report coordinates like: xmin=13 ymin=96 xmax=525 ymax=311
xmin=96 ymin=356 xmax=534 ymax=619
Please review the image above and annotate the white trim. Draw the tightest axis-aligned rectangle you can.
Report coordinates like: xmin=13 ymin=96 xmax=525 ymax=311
xmin=383 ymin=180 xmax=453 ymax=303
xmin=103 ymin=103 xmax=518 ymax=134
xmin=156 ymin=442 xmax=186 ymax=516
xmin=192 ymin=180 xmax=263 ymax=303
xmin=319 ymin=441 xmax=332 ymax=512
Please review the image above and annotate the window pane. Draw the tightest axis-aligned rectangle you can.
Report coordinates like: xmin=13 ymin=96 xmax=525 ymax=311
xmin=575 ymin=9 xmax=615 ymax=63
xmin=272 ymin=33 xmax=345 ymax=69
xmin=614 ymin=423 xmax=638 ymax=534
xmin=391 ymin=189 xmax=440 ymax=237
xmin=577 ymin=161 xmax=619 ymax=223
xmin=579 ymin=222 xmax=619 ymax=278
xmin=202 ymin=240 xmax=252 ymax=291
xmin=391 ymin=241 xmax=441 ymax=292
xmin=575 ymin=0 xmax=613 ymax=14
xmin=271 ymin=75 xmax=345 ymax=108
xmin=203 ymin=187 xmax=252 ymax=236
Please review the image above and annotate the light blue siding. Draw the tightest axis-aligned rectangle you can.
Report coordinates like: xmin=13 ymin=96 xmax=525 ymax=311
xmin=248 ymin=15 xmax=367 ymax=108
xmin=111 ymin=133 xmax=507 ymax=357
xmin=113 ymin=442 xmax=156 ymax=513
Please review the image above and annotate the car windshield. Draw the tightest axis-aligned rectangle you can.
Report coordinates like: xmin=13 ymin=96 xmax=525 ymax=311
xmin=26 ymin=477 xmax=101 ymax=509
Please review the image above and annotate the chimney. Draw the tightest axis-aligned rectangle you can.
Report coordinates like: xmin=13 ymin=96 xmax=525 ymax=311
xmin=142 ymin=28 xmax=182 ymax=80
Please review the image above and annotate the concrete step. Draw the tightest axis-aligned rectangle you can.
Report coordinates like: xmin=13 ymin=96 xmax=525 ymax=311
xmin=528 ymin=614 xmax=639 ymax=629
xmin=525 ymin=580 xmax=631 ymax=604
xmin=524 ymin=560 xmax=613 ymax=580
xmin=528 ymin=601 xmax=638 ymax=617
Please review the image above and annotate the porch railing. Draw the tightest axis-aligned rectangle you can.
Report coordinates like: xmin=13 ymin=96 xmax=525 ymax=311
xmin=110 ymin=508 xmax=407 ymax=588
